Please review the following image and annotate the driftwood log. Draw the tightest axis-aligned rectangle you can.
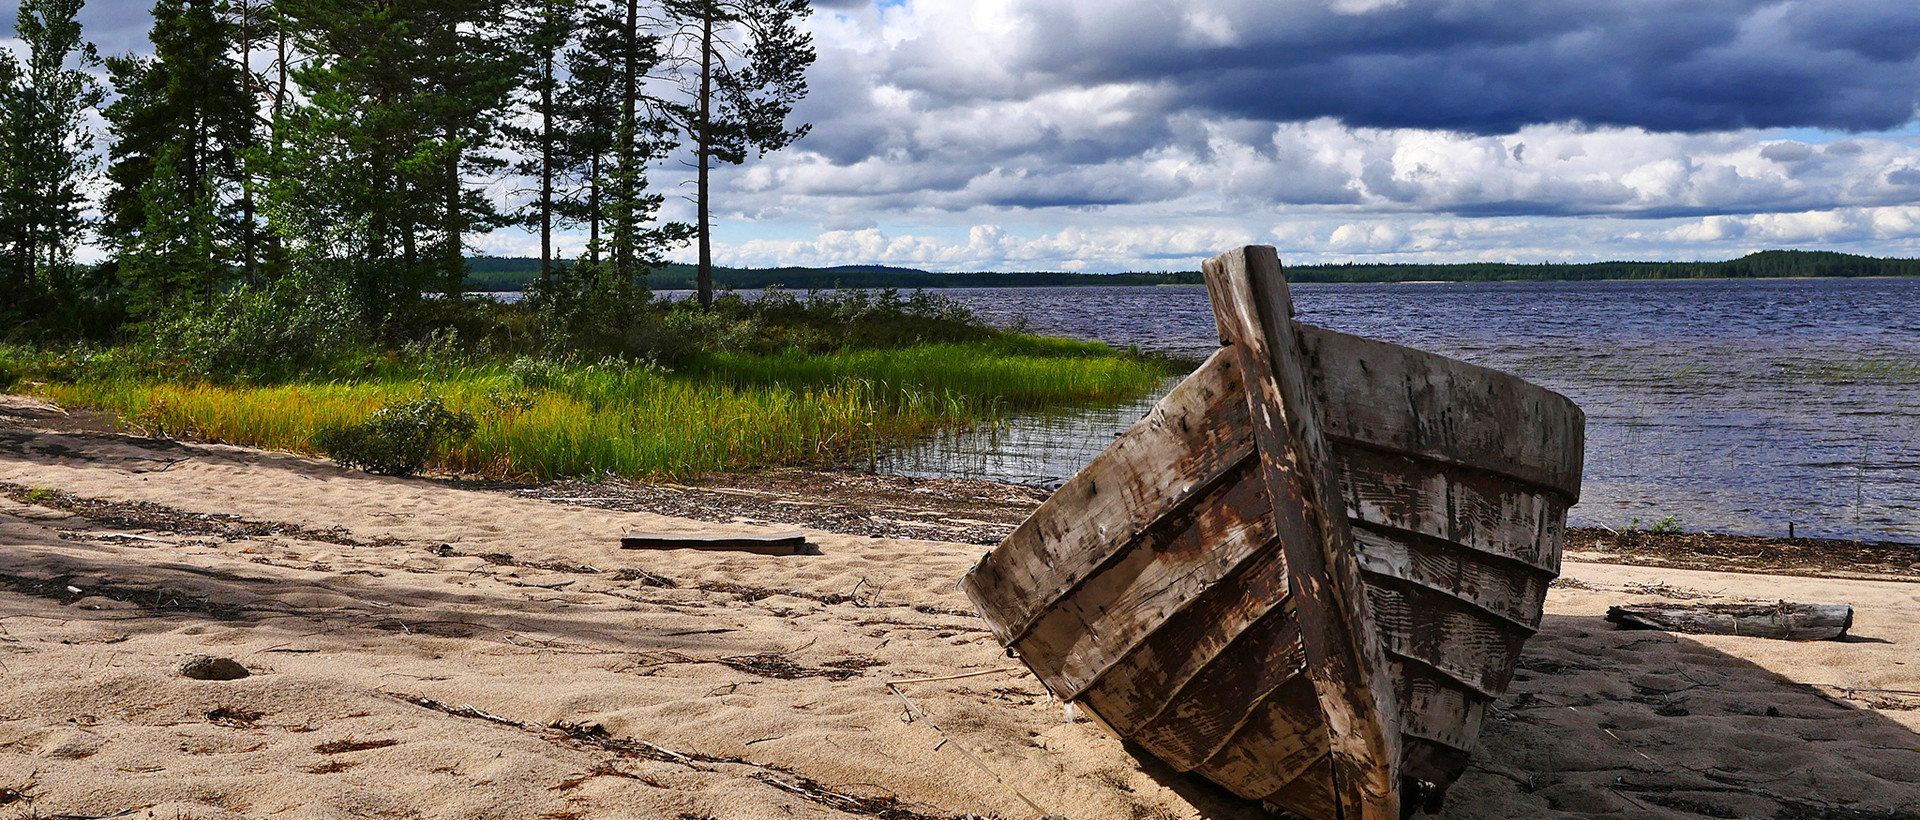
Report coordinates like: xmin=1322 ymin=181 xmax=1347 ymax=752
xmin=1606 ymin=602 xmax=1853 ymax=641
xmin=620 ymin=531 xmax=813 ymax=556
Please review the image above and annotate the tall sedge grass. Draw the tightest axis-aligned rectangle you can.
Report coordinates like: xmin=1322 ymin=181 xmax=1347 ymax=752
xmin=681 ymin=339 xmax=1167 ymax=409
xmin=34 ymin=340 xmax=1167 ymax=481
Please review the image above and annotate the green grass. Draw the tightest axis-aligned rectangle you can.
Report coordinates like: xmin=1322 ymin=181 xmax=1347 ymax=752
xmin=22 ymin=339 xmax=1169 ymax=482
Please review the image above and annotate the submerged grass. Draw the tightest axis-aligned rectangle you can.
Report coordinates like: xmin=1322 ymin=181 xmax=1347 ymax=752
xmin=25 ymin=338 xmax=1169 ymax=482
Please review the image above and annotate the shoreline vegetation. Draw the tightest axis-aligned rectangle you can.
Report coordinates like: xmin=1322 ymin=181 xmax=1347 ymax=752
xmin=1 ymin=287 xmax=1174 ymax=482
xmin=470 ymin=248 xmax=1920 ymax=291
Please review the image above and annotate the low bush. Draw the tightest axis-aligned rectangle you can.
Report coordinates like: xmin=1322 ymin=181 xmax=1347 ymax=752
xmin=141 ymin=282 xmax=368 ymax=382
xmin=316 ymin=396 xmax=478 ymax=476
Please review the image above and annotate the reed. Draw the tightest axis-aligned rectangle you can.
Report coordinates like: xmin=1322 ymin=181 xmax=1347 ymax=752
xmin=681 ymin=338 xmax=1169 ymax=409
xmin=33 ymin=340 xmax=1164 ymax=482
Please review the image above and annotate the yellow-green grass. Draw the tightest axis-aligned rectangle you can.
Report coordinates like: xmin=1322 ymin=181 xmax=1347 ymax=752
xmin=681 ymin=337 xmax=1169 ymax=409
xmin=31 ymin=340 xmax=1166 ymax=481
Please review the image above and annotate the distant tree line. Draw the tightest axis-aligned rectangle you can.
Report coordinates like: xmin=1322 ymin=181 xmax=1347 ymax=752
xmin=0 ymin=0 xmax=813 ymax=341
xmin=1286 ymin=250 xmax=1920 ymax=283
xmin=463 ymin=249 xmax=1920 ymax=292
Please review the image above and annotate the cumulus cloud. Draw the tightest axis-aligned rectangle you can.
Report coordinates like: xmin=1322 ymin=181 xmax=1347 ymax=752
xmin=35 ymin=0 xmax=1920 ymax=269
xmin=830 ymin=0 xmax=1920 ymax=136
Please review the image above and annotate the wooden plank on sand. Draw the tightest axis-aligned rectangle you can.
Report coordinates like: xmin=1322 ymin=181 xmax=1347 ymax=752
xmin=620 ymin=531 xmax=812 ymax=556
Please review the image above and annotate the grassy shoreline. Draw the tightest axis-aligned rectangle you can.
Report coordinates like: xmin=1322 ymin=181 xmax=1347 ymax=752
xmin=10 ymin=337 xmax=1170 ymax=482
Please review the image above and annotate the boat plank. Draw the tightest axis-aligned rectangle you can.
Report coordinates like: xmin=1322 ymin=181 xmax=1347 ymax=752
xmin=1301 ymin=324 xmax=1585 ymax=500
xmin=1337 ymin=443 xmax=1567 ymax=573
xmin=1394 ymin=661 xmax=1488 ymax=754
xmin=1368 ymin=582 xmax=1531 ymax=698
xmin=1261 ymin=756 xmax=1340 ymax=820
xmin=1131 ymin=608 xmax=1310 ymax=768
xmin=961 ymin=348 xmax=1252 ymax=646
xmin=1014 ymin=467 xmax=1275 ymax=697
xmin=1078 ymin=545 xmax=1297 ymax=730
xmin=1351 ymin=525 xmax=1550 ymax=630
xmin=1187 ymin=677 xmax=1330 ymax=800
xmin=1205 ymin=246 xmax=1399 ymax=820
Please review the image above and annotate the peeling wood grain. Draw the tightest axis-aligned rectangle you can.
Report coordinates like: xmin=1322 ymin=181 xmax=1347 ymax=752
xmin=1206 ymin=246 xmax=1401 ymax=820
xmin=1301 ymin=324 xmax=1585 ymax=501
xmin=961 ymin=244 xmax=1583 ymax=820
xmin=961 ymin=348 xmax=1252 ymax=645
xmin=1015 ymin=463 xmax=1277 ymax=700
xmin=1078 ymin=543 xmax=1297 ymax=727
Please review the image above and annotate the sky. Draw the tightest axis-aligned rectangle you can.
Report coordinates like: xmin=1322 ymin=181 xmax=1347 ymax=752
xmin=12 ymin=0 xmax=1920 ymax=271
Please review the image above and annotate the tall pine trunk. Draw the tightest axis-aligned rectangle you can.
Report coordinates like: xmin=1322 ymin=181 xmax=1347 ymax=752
xmin=587 ymin=153 xmax=601 ymax=265
xmin=238 ymin=0 xmax=257 ymax=287
xmin=444 ymin=125 xmax=463 ymax=298
xmin=539 ymin=22 xmax=553 ymax=285
xmin=615 ymin=0 xmax=638 ymax=283
xmin=696 ymin=1 xmax=713 ymax=308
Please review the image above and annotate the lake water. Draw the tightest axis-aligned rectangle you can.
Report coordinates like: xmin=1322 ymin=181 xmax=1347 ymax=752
xmin=875 ymin=279 xmax=1920 ymax=544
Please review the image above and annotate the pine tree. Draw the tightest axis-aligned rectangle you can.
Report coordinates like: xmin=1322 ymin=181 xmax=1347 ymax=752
xmin=658 ymin=0 xmax=813 ymax=307
xmin=272 ymin=0 xmax=524 ymax=312
xmin=554 ymin=0 xmax=688 ymax=285
xmin=502 ymin=0 xmax=579 ymax=284
xmin=0 ymin=0 xmax=104 ymax=315
xmin=407 ymin=0 xmax=525 ymax=297
xmin=102 ymin=0 xmax=260 ymax=318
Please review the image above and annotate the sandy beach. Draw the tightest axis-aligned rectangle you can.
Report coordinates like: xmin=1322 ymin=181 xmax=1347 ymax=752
xmin=2 ymin=393 xmax=1916 ymax=819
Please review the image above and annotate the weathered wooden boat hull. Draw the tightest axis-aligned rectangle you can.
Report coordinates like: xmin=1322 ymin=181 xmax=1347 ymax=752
xmin=960 ymin=246 xmax=1583 ymax=819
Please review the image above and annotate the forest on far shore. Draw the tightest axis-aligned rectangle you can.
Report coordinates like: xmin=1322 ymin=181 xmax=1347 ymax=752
xmin=464 ymin=248 xmax=1920 ymax=291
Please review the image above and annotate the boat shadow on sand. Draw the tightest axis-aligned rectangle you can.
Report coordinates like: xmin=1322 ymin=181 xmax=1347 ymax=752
xmin=1134 ymin=611 xmax=1920 ymax=819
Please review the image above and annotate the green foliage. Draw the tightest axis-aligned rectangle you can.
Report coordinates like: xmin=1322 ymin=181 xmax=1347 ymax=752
xmin=696 ymin=287 xmax=989 ymax=353
xmin=269 ymin=0 xmax=525 ymax=316
xmin=508 ymin=355 xmax=563 ymax=390
xmin=0 ymin=0 xmax=106 ymax=324
xmin=657 ymin=0 xmax=816 ymax=306
xmin=36 ymin=337 xmax=1164 ymax=482
xmin=399 ymin=328 xmax=484 ymax=379
xmin=547 ymin=0 xmax=690 ymax=282
xmin=316 ymin=395 xmax=477 ymax=476
xmin=141 ymin=282 xmax=367 ymax=381
xmin=102 ymin=0 xmax=260 ymax=313
xmin=1622 ymin=515 xmax=1682 ymax=536
xmin=519 ymin=260 xmax=686 ymax=362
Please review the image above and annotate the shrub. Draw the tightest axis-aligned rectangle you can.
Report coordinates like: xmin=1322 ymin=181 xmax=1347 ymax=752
xmin=663 ymin=299 xmax=762 ymax=353
xmin=507 ymin=355 xmax=562 ymax=391
xmin=520 ymin=261 xmax=688 ymax=363
xmin=316 ymin=396 xmax=477 ymax=477
xmin=400 ymin=327 xmax=479 ymax=379
xmin=143 ymin=282 xmax=367 ymax=382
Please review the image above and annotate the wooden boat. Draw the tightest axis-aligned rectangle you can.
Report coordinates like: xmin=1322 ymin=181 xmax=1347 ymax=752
xmin=960 ymin=246 xmax=1584 ymax=819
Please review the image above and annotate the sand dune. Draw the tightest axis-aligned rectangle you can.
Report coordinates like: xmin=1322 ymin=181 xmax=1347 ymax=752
xmin=1 ymin=394 xmax=1915 ymax=819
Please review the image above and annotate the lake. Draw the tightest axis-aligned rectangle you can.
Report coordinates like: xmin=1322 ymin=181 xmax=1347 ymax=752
xmin=875 ymin=278 xmax=1920 ymax=544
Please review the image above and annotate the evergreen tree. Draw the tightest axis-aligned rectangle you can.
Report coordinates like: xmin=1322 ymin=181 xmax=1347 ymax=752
xmin=554 ymin=0 xmax=688 ymax=285
xmin=0 ymin=0 xmax=104 ymax=315
xmin=266 ymin=0 xmax=430 ymax=312
xmin=271 ymin=0 xmax=524 ymax=313
xmin=407 ymin=0 xmax=525 ymax=296
xmin=503 ymin=0 xmax=578 ymax=284
xmin=657 ymin=0 xmax=813 ymax=307
xmin=102 ymin=0 xmax=260 ymax=317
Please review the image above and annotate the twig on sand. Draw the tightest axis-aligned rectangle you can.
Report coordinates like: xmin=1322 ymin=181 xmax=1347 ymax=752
xmin=391 ymin=693 xmax=966 ymax=820
xmin=888 ymin=682 xmax=1051 ymax=817
xmin=885 ymin=667 xmax=1026 ymax=686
